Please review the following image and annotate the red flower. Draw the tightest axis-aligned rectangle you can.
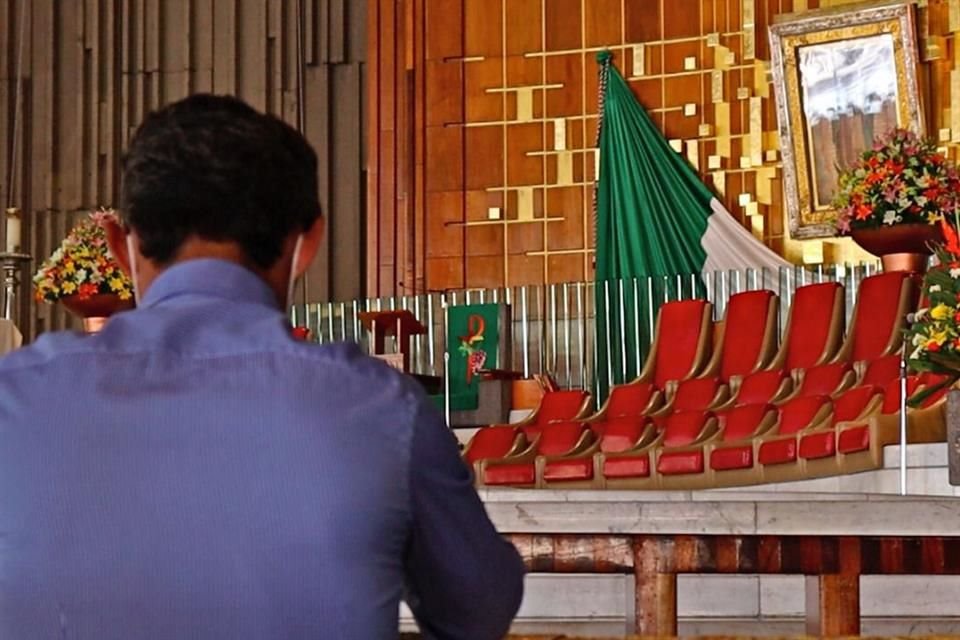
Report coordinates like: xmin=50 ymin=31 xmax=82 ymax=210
xmin=854 ymin=204 xmax=872 ymax=220
xmin=941 ymin=219 xmax=960 ymax=256
xmin=77 ymin=283 xmax=99 ymax=300
xmin=929 ymin=342 xmax=942 ymax=353
xmin=924 ymin=187 xmax=941 ymax=201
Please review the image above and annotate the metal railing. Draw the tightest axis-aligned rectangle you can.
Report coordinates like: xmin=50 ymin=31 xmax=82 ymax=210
xmin=291 ymin=262 xmax=881 ymax=402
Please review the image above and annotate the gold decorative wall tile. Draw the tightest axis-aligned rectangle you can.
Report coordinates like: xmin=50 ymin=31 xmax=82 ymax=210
xmin=707 ymin=33 xmax=720 ymax=47
xmin=755 ymin=167 xmax=777 ymax=205
xmin=632 ymin=44 xmax=645 ymax=77
xmin=517 ymin=88 xmax=533 ymax=122
xmin=707 ymin=155 xmax=722 ymax=170
xmin=557 ymin=152 xmax=573 ymax=185
xmin=745 ymin=201 xmax=759 ymax=217
xmin=749 ymin=96 xmax=763 ymax=167
xmin=488 ymin=207 xmax=502 ymax=220
xmin=738 ymin=192 xmax=752 ymax=206
xmin=669 ymin=139 xmax=683 ymax=153
xmin=737 ymin=87 xmax=750 ymax=100
xmin=765 ymin=149 xmax=779 ymax=162
xmin=951 ymin=0 xmax=960 ymax=32
xmin=739 ymin=156 xmax=752 ymax=169
xmin=940 ymin=128 xmax=952 ymax=143
xmin=952 ymin=70 xmax=960 ymax=143
xmin=743 ymin=0 xmax=756 ymax=60
xmin=753 ymin=60 xmax=770 ymax=98
xmin=516 ymin=188 xmax=534 ymax=222
xmin=711 ymin=70 xmax=724 ymax=103
xmin=698 ymin=123 xmax=714 ymax=137
xmin=712 ymin=171 xmax=726 ymax=196
xmin=750 ymin=209 xmax=764 ymax=240
xmin=686 ymin=140 xmax=699 ymax=168
xmin=554 ymin=118 xmax=567 ymax=150
xmin=684 ymin=56 xmax=698 ymax=70
xmin=684 ymin=103 xmax=697 ymax=116
xmin=715 ymin=102 xmax=731 ymax=157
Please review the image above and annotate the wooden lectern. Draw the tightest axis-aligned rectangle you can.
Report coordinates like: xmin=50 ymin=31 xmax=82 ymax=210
xmin=358 ymin=310 xmax=427 ymax=373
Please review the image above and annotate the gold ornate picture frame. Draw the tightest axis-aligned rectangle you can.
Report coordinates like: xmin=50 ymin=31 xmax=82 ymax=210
xmin=769 ymin=0 xmax=923 ymax=240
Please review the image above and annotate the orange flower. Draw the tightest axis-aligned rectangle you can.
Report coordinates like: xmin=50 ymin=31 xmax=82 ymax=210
xmin=941 ymin=219 xmax=960 ymax=256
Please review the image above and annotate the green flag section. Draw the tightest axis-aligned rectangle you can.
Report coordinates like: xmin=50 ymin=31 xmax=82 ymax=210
xmin=593 ymin=51 xmax=788 ymax=397
xmin=594 ymin=50 xmax=788 ymax=283
xmin=430 ymin=303 xmax=504 ymax=413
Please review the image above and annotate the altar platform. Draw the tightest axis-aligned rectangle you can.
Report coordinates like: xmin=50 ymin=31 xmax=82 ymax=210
xmin=406 ymin=482 xmax=960 ymax=636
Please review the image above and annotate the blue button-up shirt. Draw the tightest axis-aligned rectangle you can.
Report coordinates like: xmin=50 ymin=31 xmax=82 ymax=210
xmin=0 ymin=259 xmax=523 ymax=639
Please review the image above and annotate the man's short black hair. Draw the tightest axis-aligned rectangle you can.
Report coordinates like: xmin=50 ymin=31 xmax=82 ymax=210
xmin=120 ymin=94 xmax=321 ymax=269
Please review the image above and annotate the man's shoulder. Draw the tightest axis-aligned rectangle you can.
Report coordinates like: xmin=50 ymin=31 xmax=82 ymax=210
xmin=0 ymin=329 xmax=91 ymax=374
xmin=297 ymin=341 xmax=429 ymax=405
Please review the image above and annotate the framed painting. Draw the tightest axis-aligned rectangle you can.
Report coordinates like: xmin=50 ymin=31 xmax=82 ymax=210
xmin=769 ymin=0 xmax=923 ymax=239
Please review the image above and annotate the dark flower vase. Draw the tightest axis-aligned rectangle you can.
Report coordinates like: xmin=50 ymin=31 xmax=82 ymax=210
xmin=60 ymin=294 xmax=135 ymax=333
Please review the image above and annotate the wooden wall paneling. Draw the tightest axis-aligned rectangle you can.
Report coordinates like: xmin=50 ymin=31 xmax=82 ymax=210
xmin=544 ymin=0 xmax=582 ymax=52
xmin=584 ymin=0 xmax=622 ymax=48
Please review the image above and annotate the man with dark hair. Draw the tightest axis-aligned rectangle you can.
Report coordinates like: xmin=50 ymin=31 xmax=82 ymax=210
xmin=0 ymin=94 xmax=524 ymax=639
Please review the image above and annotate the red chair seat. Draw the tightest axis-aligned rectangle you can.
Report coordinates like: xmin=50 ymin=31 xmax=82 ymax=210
xmin=799 ymin=430 xmax=835 ymax=459
xmin=603 ymin=454 xmax=651 ymax=478
xmin=483 ymin=462 xmax=535 ymax=485
xmin=657 ymin=450 xmax=704 ymax=475
xmin=797 ymin=362 xmax=851 ymax=397
xmin=838 ymin=424 xmax=870 ymax=454
xmin=543 ymin=457 xmax=594 ymax=482
xmin=710 ymin=444 xmax=753 ymax=470
xmin=736 ymin=370 xmax=788 ymax=405
xmin=758 ymin=438 xmax=797 ymax=465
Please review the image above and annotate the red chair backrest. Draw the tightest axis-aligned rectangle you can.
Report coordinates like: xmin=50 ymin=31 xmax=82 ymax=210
xmin=778 ymin=395 xmax=830 ymax=435
xmin=654 ymin=299 xmax=709 ymax=389
xmin=720 ymin=290 xmax=775 ymax=382
xmin=881 ymin=377 xmax=923 ymax=414
xmin=833 ymin=385 xmax=881 ymax=422
xmin=672 ymin=377 xmax=720 ymax=412
xmin=736 ymin=370 xmax=788 ymax=405
xmin=718 ymin=403 xmax=775 ymax=441
xmin=661 ymin=410 xmax=712 ymax=447
xmin=850 ymin=272 xmax=909 ymax=362
xmin=861 ymin=354 xmax=902 ymax=388
xmin=599 ymin=416 xmax=648 ymax=453
xmin=534 ymin=390 xmax=589 ymax=425
xmin=785 ymin=282 xmax=842 ymax=371
xmin=606 ymin=382 xmax=655 ymax=418
xmin=465 ymin=426 xmax=518 ymax=465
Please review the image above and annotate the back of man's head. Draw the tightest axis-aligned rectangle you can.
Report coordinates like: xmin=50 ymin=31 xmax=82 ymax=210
xmin=120 ymin=94 xmax=321 ymax=270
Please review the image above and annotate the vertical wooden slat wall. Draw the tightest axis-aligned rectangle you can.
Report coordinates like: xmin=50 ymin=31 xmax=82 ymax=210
xmin=0 ymin=0 xmax=366 ymax=340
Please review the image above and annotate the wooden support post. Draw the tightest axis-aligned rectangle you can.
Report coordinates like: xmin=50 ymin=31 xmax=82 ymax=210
xmin=805 ymin=574 xmax=860 ymax=636
xmin=634 ymin=536 xmax=677 ymax=635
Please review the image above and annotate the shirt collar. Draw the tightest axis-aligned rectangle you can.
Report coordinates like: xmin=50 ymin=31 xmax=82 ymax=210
xmin=140 ymin=258 xmax=281 ymax=310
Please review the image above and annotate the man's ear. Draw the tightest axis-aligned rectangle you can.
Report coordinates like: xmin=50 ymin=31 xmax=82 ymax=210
xmin=293 ymin=217 xmax=324 ymax=278
xmin=103 ymin=218 xmax=133 ymax=278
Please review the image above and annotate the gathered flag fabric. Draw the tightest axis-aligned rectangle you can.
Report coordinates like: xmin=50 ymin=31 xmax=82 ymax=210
xmin=592 ymin=51 xmax=789 ymax=396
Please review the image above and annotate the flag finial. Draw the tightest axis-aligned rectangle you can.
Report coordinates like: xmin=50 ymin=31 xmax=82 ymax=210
xmin=596 ymin=50 xmax=612 ymax=65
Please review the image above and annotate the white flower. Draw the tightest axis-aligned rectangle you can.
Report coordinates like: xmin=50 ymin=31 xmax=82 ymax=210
xmin=883 ymin=211 xmax=899 ymax=225
xmin=911 ymin=347 xmax=923 ymax=360
xmin=74 ymin=269 xmax=87 ymax=282
xmin=930 ymin=285 xmax=942 ymax=293
xmin=914 ymin=308 xmax=928 ymax=320
xmin=951 ymin=268 xmax=960 ymax=279
xmin=912 ymin=333 xmax=925 ymax=346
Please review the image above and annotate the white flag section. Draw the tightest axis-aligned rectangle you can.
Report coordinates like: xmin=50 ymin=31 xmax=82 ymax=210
xmin=701 ymin=198 xmax=791 ymax=289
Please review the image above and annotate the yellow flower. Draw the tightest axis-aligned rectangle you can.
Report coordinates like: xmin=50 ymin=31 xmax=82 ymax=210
xmin=108 ymin=277 xmax=126 ymax=292
xmin=930 ymin=303 xmax=953 ymax=321
xmin=118 ymin=289 xmax=132 ymax=301
xmin=61 ymin=281 xmax=77 ymax=295
xmin=62 ymin=261 xmax=75 ymax=275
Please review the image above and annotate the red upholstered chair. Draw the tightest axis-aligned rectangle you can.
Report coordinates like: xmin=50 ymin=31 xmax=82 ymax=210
xmin=723 ymin=283 xmax=841 ymax=408
xmin=797 ymin=385 xmax=884 ymax=475
xmin=582 ymin=381 xmax=662 ymax=423
xmin=706 ymin=403 xmax=780 ymax=483
xmin=726 ymin=370 xmax=793 ymax=407
xmin=755 ymin=395 xmax=833 ymax=482
xmin=836 ymin=375 xmax=947 ymax=474
xmin=499 ymin=389 xmax=591 ymax=440
xmin=775 ymin=282 xmax=845 ymax=373
xmin=463 ymin=426 xmax=526 ymax=479
xmin=635 ymin=299 xmax=713 ymax=390
xmin=701 ymin=289 xmax=779 ymax=383
xmin=542 ymin=416 xmax=655 ymax=488
xmin=839 ymin=271 xmax=915 ymax=365
xmin=792 ymin=361 xmax=856 ymax=398
xmin=603 ymin=410 xmax=718 ymax=489
xmin=650 ymin=377 xmax=729 ymax=426
xmin=482 ymin=421 xmax=594 ymax=487
xmin=659 ymin=403 xmax=777 ymax=489
xmin=859 ymin=354 xmax=903 ymax=389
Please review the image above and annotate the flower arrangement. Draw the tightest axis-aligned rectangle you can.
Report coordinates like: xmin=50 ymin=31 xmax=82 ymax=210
xmin=834 ymin=128 xmax=960 ymax=234
xmin=33 ymin=208 xmax=133 ymax=303
xmin=905 ymin=218 xmax=960 ymax=402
